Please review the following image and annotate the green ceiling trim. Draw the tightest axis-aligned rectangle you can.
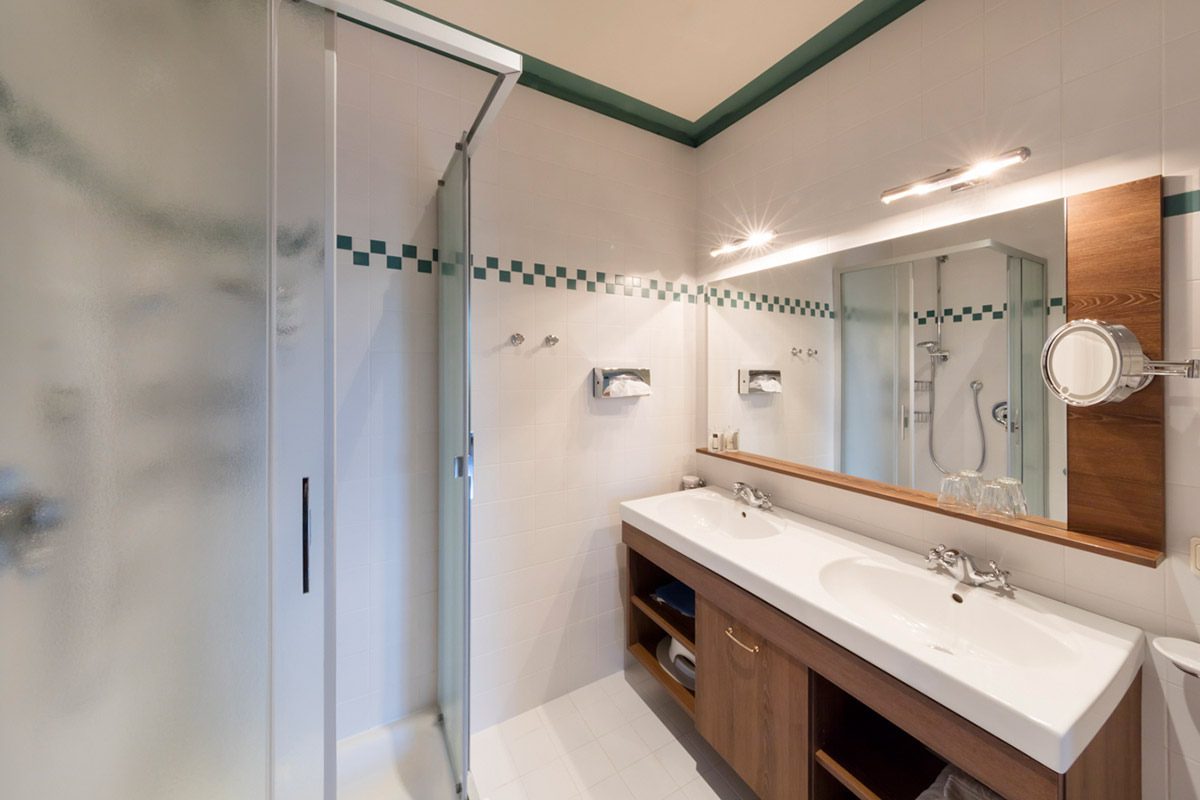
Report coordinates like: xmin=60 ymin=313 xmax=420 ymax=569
xmin=517 ymin=56 xmax=698 ymax=146
xmin=689 ymin=0 xmax=927 ymax=144
xmin=361 ymin=0 xmax=926 ymax=148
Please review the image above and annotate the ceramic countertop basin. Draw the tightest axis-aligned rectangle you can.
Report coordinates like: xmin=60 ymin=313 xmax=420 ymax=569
xmin=619 ymin=487 xmax=1144 ymax=773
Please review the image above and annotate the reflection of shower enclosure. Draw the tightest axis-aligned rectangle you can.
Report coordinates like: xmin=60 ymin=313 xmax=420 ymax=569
xmin=837 ymin=242 xmax=1048 ymax=515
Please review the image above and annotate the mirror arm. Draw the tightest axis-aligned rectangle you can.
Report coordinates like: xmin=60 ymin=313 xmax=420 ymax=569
xmin=1143 ymin=359 xmax=1200 ymax=379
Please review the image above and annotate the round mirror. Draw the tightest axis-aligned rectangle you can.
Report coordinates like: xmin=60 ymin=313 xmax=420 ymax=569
xmin=1041 ymin=320 xmax=1150 ymax=406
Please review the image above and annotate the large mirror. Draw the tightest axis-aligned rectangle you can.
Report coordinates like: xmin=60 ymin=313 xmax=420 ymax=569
xmin=706 ymin=201 xmax=1067 ymax=520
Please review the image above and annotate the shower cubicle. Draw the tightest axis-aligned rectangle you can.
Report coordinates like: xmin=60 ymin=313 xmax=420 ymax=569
xmin=1 ymin=0 xmax=519 ymax=797
xmin=837 ymin=241 xmax=1049 ymax=516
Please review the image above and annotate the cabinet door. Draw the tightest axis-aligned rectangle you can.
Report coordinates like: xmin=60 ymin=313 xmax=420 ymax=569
xmin=696 ymin=597 xmax=808 ymax=800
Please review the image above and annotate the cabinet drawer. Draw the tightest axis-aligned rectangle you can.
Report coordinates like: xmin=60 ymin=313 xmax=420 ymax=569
xmin=696 ymin=596 xmax=808 ymax=800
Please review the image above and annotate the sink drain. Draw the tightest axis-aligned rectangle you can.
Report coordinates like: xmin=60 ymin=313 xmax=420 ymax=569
xmin=951 ymin=593 xmax=964 ymax=604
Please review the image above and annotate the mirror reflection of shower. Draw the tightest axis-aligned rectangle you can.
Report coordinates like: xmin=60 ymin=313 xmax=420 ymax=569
xmin=838 ymin=241 xmax=1049 ymax=515
xmin=916 ymin=255 xmax=986 ymax=476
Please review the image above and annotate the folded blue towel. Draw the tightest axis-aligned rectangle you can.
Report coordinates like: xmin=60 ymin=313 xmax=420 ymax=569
xmin=651 ymin=580 xmax=695 ymax=618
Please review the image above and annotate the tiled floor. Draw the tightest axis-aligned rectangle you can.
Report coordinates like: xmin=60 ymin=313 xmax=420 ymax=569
xmin=338 ymin=710 xmax=458 ymax=800
xmin=471 ymin=663 xmax=756 ymax=800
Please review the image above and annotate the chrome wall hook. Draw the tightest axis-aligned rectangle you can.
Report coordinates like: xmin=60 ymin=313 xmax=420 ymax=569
xmin=509 ymin=333 xmax=525 ymax=346
xmin=544 ymin=334 xmax=559 ymax=347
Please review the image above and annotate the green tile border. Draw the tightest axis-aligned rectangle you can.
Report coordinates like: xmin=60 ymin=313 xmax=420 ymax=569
xmin=1165 ymin=190 xmax=1200 ymax=218
xmin=337 ymin=235 xmax=706 ymax=305
xmin=911 ymin=297 xmax=1066 ymax=325
xmin=347 ymin=0 xmax=926 ymax=147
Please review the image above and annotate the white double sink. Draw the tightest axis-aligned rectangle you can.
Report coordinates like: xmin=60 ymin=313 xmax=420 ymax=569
xmin=619 ymin=487 xmax=1144 ymax=773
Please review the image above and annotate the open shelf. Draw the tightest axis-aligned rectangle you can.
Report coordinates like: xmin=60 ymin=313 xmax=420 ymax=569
xmin=628 ymin=641 xmax=695 ymax=717
xmin=631 ymin=593 xmax=695 ymax=651
xmin=811 ymin=674 xmax=946 ymax=800
xmin=626 ymin=545 xmax=697 ymax=719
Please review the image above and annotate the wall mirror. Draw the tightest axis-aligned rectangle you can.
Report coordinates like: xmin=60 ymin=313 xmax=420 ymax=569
xmin=704 ymin=178 xmax=1165 ymax=565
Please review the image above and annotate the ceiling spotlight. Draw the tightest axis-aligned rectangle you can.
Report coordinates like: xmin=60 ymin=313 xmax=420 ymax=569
xmin=710 ymin=229 xmax=776 ymax=258
xmin=880 ymin=147 xmax=1031 ymax=205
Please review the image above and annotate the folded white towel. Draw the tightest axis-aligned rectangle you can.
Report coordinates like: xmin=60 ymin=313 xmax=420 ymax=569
xmin=750 ymin=376 xmax=782 ymax=393
xmin=604 ymin=377 xmax=650 ymax=397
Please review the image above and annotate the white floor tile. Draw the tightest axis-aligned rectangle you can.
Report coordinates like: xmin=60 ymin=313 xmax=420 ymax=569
xmin=474 ymin=666 xmax=707 ymax=800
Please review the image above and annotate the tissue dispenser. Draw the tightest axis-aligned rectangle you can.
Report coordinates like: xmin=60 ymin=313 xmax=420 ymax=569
xmin=593 ymin=367 xmax=651 ymax=399
xmin=739 ymin=368 xmax=782 ymax=395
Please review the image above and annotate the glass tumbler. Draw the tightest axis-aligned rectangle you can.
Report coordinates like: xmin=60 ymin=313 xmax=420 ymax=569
xmin=976 ymin=480 xmax=1014 ymax=519
xmin=937 ymin=474 xmax=973 ymax=510
xmin=996 ymin=477 xmax=1028 ymax=518
xmin=958 ymin=469 xmax=985 ymax=507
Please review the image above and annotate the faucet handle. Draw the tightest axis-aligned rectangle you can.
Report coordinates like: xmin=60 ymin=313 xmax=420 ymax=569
xmin=732 ymin=481 xmax=747 ymax=493
xmin=988 ymin=560 xmax=1012 ymax=590
xmin=926 ymin=544 xmax=947 ymax=566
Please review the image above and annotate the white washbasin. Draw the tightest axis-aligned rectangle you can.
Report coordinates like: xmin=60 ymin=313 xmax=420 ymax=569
xmin=649 ymin=490 xmax=784 ymax=540
xmin=818 ymin=557 xmax=1079 ymax=669
xmin=619 ymin=487 xmax=1143 ymax=773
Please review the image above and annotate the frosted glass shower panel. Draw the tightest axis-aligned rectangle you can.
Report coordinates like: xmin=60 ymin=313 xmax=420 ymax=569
xmin=0 ymin=2 xmax=273 ymax=797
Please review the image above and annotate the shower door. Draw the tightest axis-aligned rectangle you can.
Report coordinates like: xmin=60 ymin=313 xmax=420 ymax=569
xmin=0 ymin=1 xmax=275 ymax=797
xmin=838 ymin=263 xmax=913 ymax=485
xmin=1006 ymin=256 xmax=1048 ymax=516
xmin=437 ymin=142 xmax=471 ymax=793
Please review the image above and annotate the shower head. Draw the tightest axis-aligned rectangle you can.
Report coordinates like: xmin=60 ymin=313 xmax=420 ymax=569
xmin=917 ymin=340 xmax=950 ymax=361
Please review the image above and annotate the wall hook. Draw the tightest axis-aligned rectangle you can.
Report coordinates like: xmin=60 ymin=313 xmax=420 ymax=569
xmin=509 ymin=333 xmax=525 ymax=346
xmin=544 ymin=334 xmax=560 ymax=347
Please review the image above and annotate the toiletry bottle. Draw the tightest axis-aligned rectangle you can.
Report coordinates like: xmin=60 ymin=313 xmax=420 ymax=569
xmin=727 ymin=429 xmax=740 ymax=452
xmin=709 ymin=432 xmax=722 ymax=452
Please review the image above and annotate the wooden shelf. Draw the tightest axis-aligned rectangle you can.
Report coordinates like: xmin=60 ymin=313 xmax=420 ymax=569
xmin=631 ymin=593 xmax=695 ymax=651
xmin=814 ymin=748 xmax=943 ymax=800
xmin=628 ymin=642 xmax=695 ymax=717
xmin=697 ymin=448 xmax=1164 ymax=567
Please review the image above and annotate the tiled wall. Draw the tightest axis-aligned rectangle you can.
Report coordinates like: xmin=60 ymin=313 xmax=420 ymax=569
xmin=467 ymin=85 xmax=700 ymax=732
xmin=693 ymin=0 xmax=1200 ymax=796
xmin=334 ymin=20 xmax=700 ymax=739
xmin=333 ymin=18 xmax=495 ymax=740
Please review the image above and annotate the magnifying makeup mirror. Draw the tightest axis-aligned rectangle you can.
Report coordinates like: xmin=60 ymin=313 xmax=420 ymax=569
xmin=1041 ymin=320 xmax=1200 ymax=406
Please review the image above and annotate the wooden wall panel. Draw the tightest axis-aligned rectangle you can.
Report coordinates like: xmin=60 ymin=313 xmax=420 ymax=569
xmin=1065 ymin=176 xmax=1164 ymax=550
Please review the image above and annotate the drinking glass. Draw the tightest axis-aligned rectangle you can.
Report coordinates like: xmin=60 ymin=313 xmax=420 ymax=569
xmin=958 ymin=469 xmax=985 ymax=507
xmin=976 ymin=480 xmax=1014 ymax=519
xmin=937 ymin=474 xmax=973 ymax=510
xmin=996 ymin=477 xmax=1028 ymax=518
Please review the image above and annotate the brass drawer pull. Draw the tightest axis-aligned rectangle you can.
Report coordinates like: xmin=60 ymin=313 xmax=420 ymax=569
xmin=725 ymin=626 xmax=760 ymax=654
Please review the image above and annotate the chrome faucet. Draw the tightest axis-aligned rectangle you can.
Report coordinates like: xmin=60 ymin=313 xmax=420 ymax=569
xmin=926 ymin=544 xmax=1012 ymax=592
xmin=732 ymin=482 xmax=773 ymax=511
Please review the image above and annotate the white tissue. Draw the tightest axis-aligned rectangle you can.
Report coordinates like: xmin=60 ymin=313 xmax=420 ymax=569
xmin=604 ymin=377 xmax=651 ymax=397
xmin=750 ymin=376 xmax=782 ymax=393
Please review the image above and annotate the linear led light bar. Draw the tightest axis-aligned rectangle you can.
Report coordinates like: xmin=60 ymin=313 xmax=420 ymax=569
xmin=880 ymin=147 xmax=1031 ymax=205
xmin=710 ymin=229 xmax=777 ymax=258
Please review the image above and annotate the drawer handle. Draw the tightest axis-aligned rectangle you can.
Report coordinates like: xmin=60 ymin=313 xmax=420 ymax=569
xmin=724 ymin=627 xmax=760 ymax=654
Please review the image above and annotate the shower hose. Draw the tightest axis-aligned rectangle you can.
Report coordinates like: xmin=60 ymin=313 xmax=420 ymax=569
xmin=928 ymin=378 xmax=986 ymax=475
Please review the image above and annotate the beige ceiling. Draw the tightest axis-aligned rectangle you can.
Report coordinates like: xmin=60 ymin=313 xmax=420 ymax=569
xmin=409 ymin=0 xmax=861 ymax=121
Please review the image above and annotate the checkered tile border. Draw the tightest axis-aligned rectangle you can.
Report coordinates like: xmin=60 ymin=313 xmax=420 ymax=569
xmin=913 ymin=296 xmax=1065 ymax=325
xmin=706 ymin=287 xmax=835 ymax=319
xmin=337 ymin=236 xmax=706 ymax=304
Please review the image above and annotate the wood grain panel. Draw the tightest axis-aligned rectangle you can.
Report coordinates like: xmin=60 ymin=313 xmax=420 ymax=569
xmin=696 ymin=597 xmax=808 ymax=800
xmin=1064 ymin=673 xmax=1141 ymax=800
xmin=1066 ymin=176 xmax=1165 ymax=550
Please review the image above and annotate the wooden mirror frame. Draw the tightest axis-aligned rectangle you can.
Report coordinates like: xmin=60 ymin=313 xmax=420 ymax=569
xmin=701 ymin=177 xmax=1165 ymax=567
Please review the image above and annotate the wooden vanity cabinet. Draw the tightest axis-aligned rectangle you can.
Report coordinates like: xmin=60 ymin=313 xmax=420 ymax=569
xmin=623 ymin=522 xmax=1142 ymax=800
xmin=695 ymin=597 xmax=808 ymax=799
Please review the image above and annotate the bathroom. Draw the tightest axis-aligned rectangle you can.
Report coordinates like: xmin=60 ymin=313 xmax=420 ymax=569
xmin=3 ymin=0 xmax=1200 ymax=798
